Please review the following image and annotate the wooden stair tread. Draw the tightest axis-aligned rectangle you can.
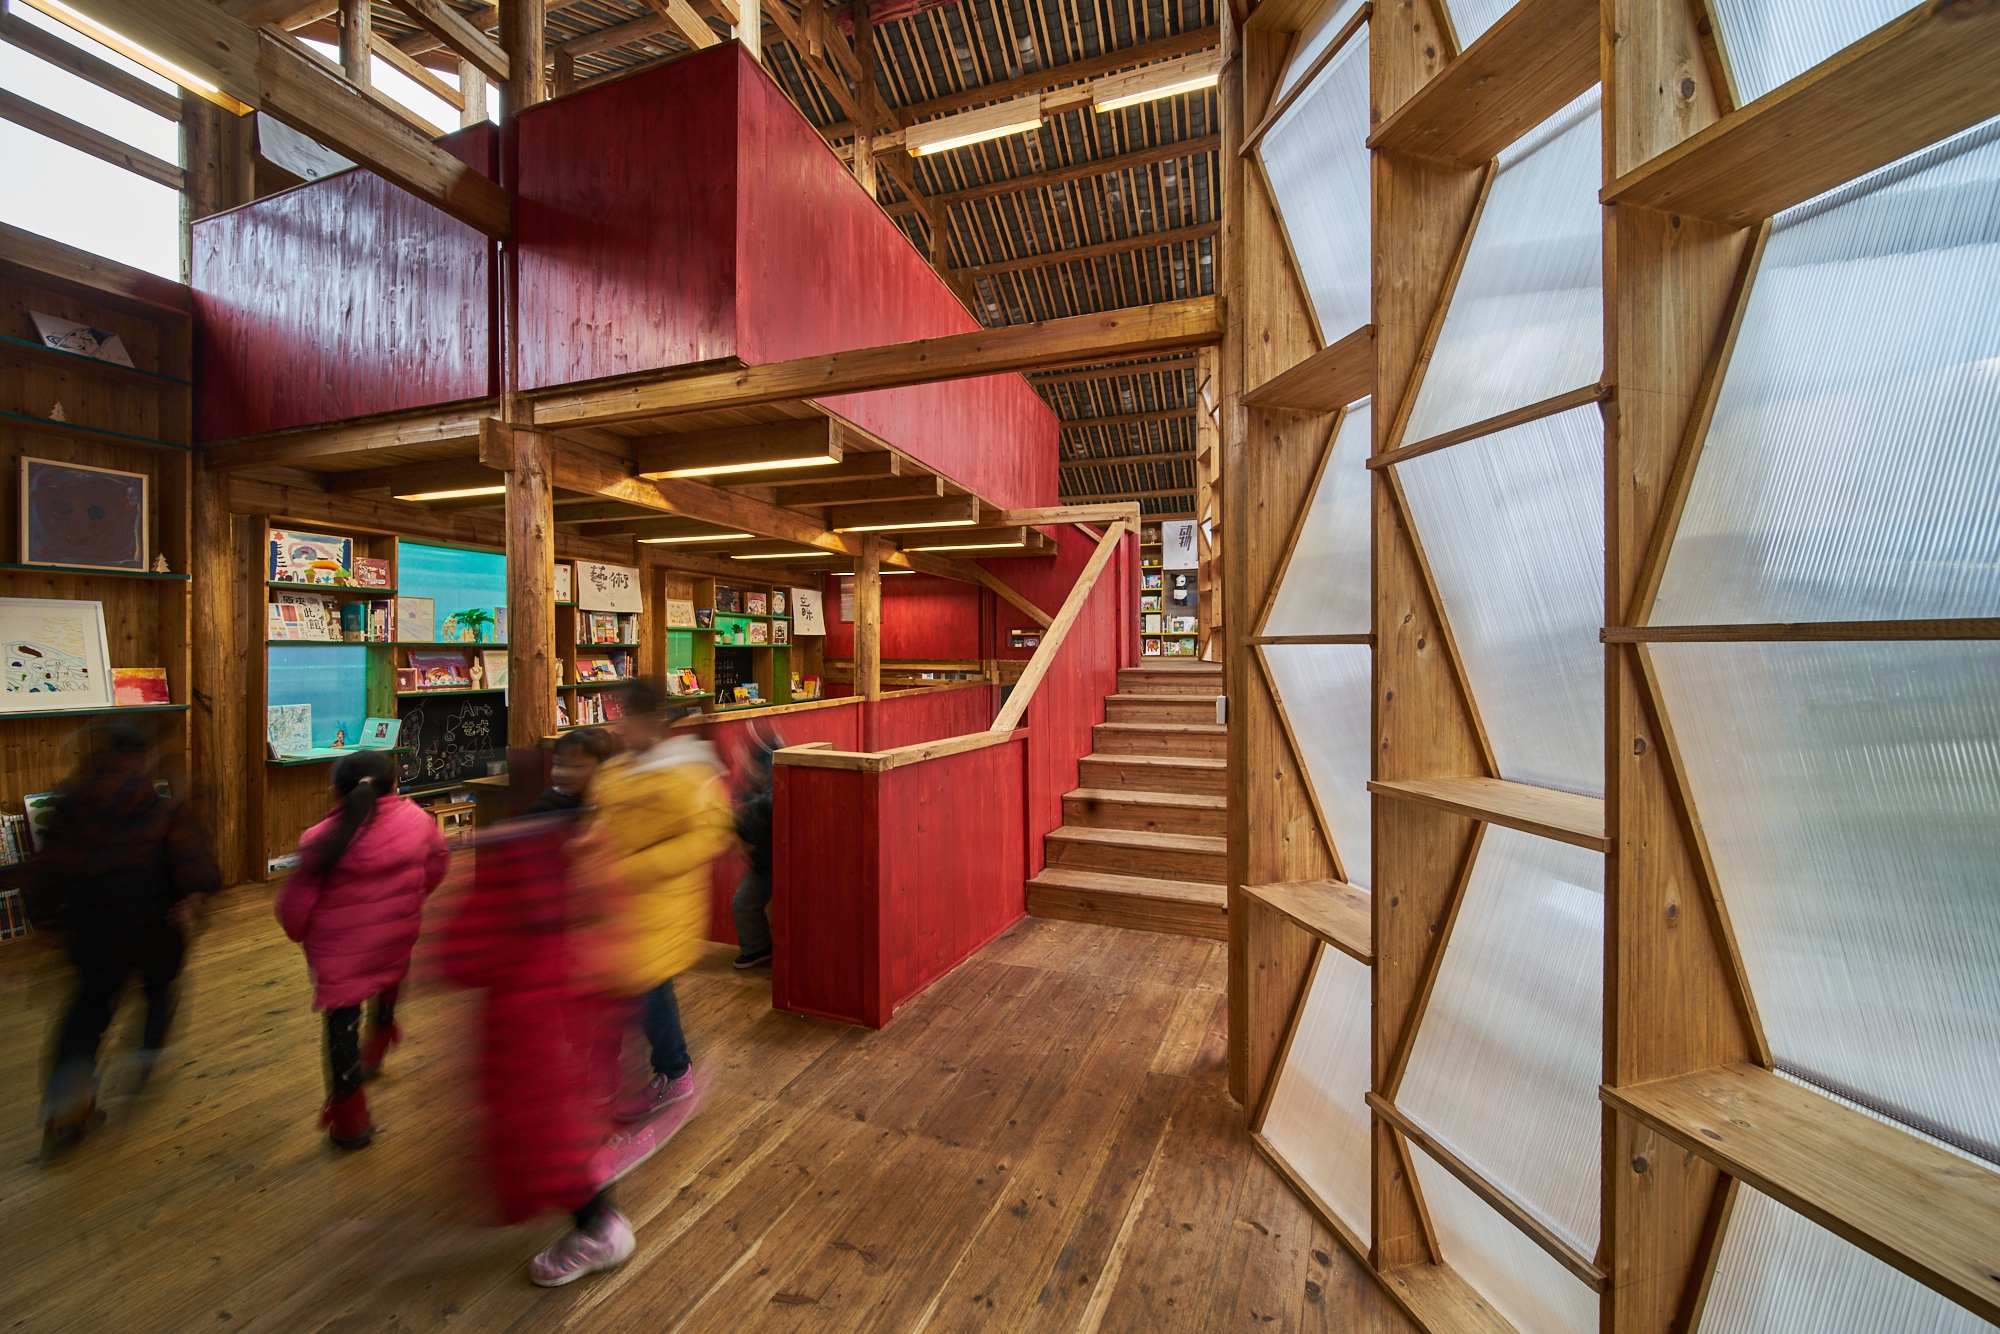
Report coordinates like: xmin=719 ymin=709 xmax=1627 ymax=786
xmin=1243 ymin=879 xmax=1371 ymax=964
xmin=1095 ymin=721 xmax=1227 ymax=735
xmin=1108 ymin=692 xmax=1221 ymax=702
xmin=1048 ymin=824 xmax=1224 ymax=855
xmin=1027 ymin=865 xmax=1227 ymax=906
xmin=1084 ymin=752 xmax=1226 ymax=770
xmin=1065 ymin=787 xmax=1226 ymax=810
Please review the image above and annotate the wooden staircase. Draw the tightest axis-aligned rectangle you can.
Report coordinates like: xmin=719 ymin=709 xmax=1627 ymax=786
xmin=1028 ymin=661 xmax=1229 ymax=939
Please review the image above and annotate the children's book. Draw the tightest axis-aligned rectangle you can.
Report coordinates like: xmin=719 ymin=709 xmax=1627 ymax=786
xmin=353 ymin=556 xmax=392 ymax=588
xmin=554 ymin=563 xmax=573 ymax=603
xmin=397 ymin=597 xmax=434 ymax=643
xmin=744 ymin=592 xmax=767 ymax=615
xmin=408 ymin=652 xmax=470 ymax=689
xmin=358 ymin=717 xmax=401 ymax=749
xmin=770 ymin=590 xmax=787 ymax=616
xmin=556 ymin=695 xmax=570 ymax=727
xmin=23 ymin=791 xmax=61 ymax=852
xmin=267 ymin=703 xmax=312 ymax=755
xmin=772 ymin=620 xmax=789 ymax=645
xmin=747 ymin=621 xmax=769 ymax=645
xmin=113 ymin=667 xmax=169 ymax=705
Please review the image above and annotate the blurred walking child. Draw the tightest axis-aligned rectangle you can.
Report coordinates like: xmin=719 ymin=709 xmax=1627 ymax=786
xmin=594 ymin=680 xmax=734 ymax=1121
xmin=525 ymin=727 xmax=616 ymax=816
xmin=729 ymin=727 xmax=779 ymax=970
xmin=276 ymin=751 xmax=449 ymax=1148
xmin=36 ymin=725 xmax=220 ymax=1158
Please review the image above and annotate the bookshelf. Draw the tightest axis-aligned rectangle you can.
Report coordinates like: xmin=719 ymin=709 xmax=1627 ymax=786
xmin=0 ymin=237 xmax=195 ymax=912
xmin=1138 ymin=522 xmax=1199 ymax=658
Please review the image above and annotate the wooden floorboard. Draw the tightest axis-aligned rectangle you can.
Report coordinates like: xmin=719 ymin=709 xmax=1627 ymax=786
xmin=0 ymin=897 xmax=1410 ymax=1334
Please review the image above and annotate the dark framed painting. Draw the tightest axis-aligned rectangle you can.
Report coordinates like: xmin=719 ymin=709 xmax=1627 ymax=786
xmin=20 ymin=457 xmax=148 ymax=572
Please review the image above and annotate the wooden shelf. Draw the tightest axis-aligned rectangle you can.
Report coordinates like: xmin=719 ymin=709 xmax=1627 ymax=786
xmin=0 ymin=409 xmax=188 ymax=452
xmin=265 ymin=639 xmax=380 ymax=646
xmin=566 ymin=679 xmax=634 ymax=689
xmin=267 ymin=745 xmax=414 ymax=766
xmin=1242 ymin=324 xmax=1374 ymax=414
xmin=265 ymin=581 xmax=397 ymax=597
xmin=1243 ymin=879 xmax=1372 ymax=964
xmin=1601 ymin=0 xmax=2000 ymax=224
xmin=0 ymin=332 xmax=191 ymax=387
xmin=1368 ymin=776 xmax=1609 ymax=850
xmin=0 ymin=562 xmax=190 ymax=581
xmin=1603 ymin=1063 xmax=2000 ymax=1324
xmin=1367 ymin=0 xmax=1598 ymax=165
xmin=1379 ymin=1260 xmax=1521 ymax=1334
xmin=0 ymin=703 xmax=189 ymax=721
xmin=392 ymin=639 xmax=502 ymax=648
xmin=394 ymin=687 xmax=505 ymax=697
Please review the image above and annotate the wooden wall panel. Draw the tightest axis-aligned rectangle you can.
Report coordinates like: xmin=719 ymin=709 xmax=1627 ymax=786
xmin=190 ymin=125 xmax=498 ymax=442
xmin=863 ymin=683 xmax=994 ymax=751
xmin=821 ymin=570 xmax=984 ymax=663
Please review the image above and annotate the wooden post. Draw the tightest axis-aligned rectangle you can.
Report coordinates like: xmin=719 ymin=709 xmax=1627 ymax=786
xmin=1196 ymin=342 xmax=1220 ymax=660
xmin=189 ymin=458 xmax=243 ymax=887
xmin=855 ymin=533 xmax=883 ymax=701
xmin=178 ymin=87 xmax=254 ymax=281
xmin=851 ymin=0 xmax=877 ymax=198
xmin=738 ymin=0 xmax=761 ymax=63
xmin=338 ymin=0 xmax=371 ymax=86
xmin=458 ymin=60 xmax=487 ymax=127
xmin=499 ymin=0 xmax=545 ymax=116
xmin=553 ymin=47 xmax=574 ymax=96
xmin=505 ymin=418 xmax=557 ymax=806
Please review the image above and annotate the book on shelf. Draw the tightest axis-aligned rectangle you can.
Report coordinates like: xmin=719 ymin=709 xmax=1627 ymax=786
xmin=269 ymin=529 xmax=352 ymax=585
xmin=667 ymin=667 xmax=702 ymax=696
xmin=267 ymin=703 xmax=312 ymax=756
xmin=665 ymin=598 xmax=696 ymax=628
xmin=481 ymin=649 xmax=508 ymax=692
xmin=771 ymin=590 xmax=787 ymax=616
xmin=617 ymin=612 xmax=640 ymax=644
xmin=1142 ymin=613 xmax=1162 ymax=634
xmin=744 ymin=592 xmax=767 ymax=615
xmin=0 ymin=811 xmax=31 ymax=866
xmin=1143 ymin=637 xmax=1163 ymax=657
xmin=586 ymin=611 xmax=618 ymax=644
xmin=747 ymin=621 xmax=769 ymax=645
xmin=715 ymin=586 xmax=740 ymax=614
xmin=772 ymin=620 xmax=789 ymax=645
xmin=407 ymin=652 xmax=471 ymax=689
xmin=112 ymin=667 xmax=169 ymax=705
xmin=353 ymin=556 xmax=392 ymax=588
xmin=556 ymin=695 xmax=570 ymax=728
xmin=396 ymin=597 xmax=434 ymax=643
xmin=358 ymin=717 xmax=401 ymax=749
xmin=695 ymin=608 xmax=715 ymax=629
xmin=1162 ymin=637 xmax=1196 ymax=657
xmin=554 ymin=563 xmax=573 ymax=603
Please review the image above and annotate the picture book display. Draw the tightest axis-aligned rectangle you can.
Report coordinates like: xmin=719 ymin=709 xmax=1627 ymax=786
xmin=0 ymin=596 xmax=113 ymax=712
xmin=744 ymin=592 xmax=767 ymax=616
xmin=267 ymin=591 xmax=342 ymax=641
xmin=747 ymin=621 xmax=769 ymax=645
xmin=20 ymin=457 xmax=147 ymax=572
xmin=30 ymin=311 xmax=134 ymax=366
xmin=112 ymin=667 xmax=169 ymax=705
xmin=407 ymin=652 xmax=471 ymax=689
xmin=554 ymin=563 xmax=573 ymax=603
xmin=267 ymin=703 xmax=312 ymax=756
xmin=358 ymin=717 xmax=401 ymax=749
xmin=353 ymin=557 xmax=392 ymax=588
xmin=772 ymin=620 xmax=789 ymax=645
xmin=396 ymin=597 xmax=434 ymax=643
xmin=269 ymin=529 xmax=353 ymax=584
xmin=481 ymin=649 xmax=508 ymax=692
xmin=770 ymin=590 xmax=787 ymax=616
xmin=665 ymin=598 xmax=696 ymax=628
xmin=666 ymin=667 xmax=703 ymax=696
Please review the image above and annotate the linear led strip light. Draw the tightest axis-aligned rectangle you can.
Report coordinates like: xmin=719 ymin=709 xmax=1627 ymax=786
xmin=638 ymin=531 xmax=755 ymax=545
xmin=902 ymin=48 xmax=1223 ymax=157
xmin=394 ymin=485 xmax=505 ymax=501
xmin=16 ymin=0 xmax=253 ymax=113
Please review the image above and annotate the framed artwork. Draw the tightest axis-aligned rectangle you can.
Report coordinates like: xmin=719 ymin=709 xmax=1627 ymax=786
xmin=29 ymin=311 xmax=133 ymax=367
xmin=1162 ymin=520 xmax=1199 ymax=570
xmin=554 ymin=562 xmax=574 ymax=603
xmin=20 ymin=457 xmax=148 ymax=572
xmin=791 ymin=587 xmax=825 ymax=636
xmin=575 ymin=560 xmax=642 ymax=612
xmin=269 ymin=528 xmax=352 ymax=584
xmin=0 ymin=597 xmax=114 ymax=712
xmin=267 ymin=703 xmax=312 ymax=756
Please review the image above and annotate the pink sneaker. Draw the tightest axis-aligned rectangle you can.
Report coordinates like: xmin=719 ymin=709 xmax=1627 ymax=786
xmin=528 ymin=1210 xmax=635 ymax=1287
xmin=612 ymin=1066 xmax=694 ymax=1123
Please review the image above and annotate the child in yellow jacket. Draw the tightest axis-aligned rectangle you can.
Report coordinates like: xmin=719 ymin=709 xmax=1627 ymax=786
xmin=593 ymin=680 xmax=734 ymax=1121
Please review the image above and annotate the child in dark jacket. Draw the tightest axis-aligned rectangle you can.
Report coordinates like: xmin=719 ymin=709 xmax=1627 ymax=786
xmin=36 ymin=725 xmax=220 ymax=1158
xmin=729 ymin=727 xmax=780 ymax=970
xmin=524 ymin=728 xmax=616 ymax=816
xmin=275 ymin=750 xmax=450 ymax=1148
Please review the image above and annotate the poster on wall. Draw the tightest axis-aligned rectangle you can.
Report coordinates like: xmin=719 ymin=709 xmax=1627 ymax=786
xmin=29 ymin=311 xmax=133 ymax=367
xmin=0 ymin=597 xmax=113 ymax=712
xmin=790 ymin=587 xmax=825 ymax=636
xmin=21 ymin=457 xmax=148 ymax=572
xmin=575 ymin=560 xmax=642 ymax=612
xmin=1161 ymin=520 xmax=1199 ymax=570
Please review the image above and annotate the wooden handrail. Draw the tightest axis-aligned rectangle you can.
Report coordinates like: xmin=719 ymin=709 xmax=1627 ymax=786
xmin=990 ymin=520 xmax=1128 ymax=734
xmin=770 ymin=727 xmax=1027 ymax=773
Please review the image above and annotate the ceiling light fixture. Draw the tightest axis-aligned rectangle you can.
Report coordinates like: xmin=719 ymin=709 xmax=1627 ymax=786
xmin=833 ymin=518 xmax=978 ymax=533
xmin=19 ymin=0 xmax=237 ymax=102
xmin=653 ymin=455 xmax=841 ymax=479
xmin=1090 ymin=52 xmax=1223 ymax=113
xmin=394 ymin=485 xmax=507 ymax=501
xmin=906 ymin=98 xmax=1047 ymax=157
xmin=637 ymin=531 xmax=755 ymax=544
xmin=903 ymin=540 xmax=1027 ymax=552
xmin=730 ymin=550 xmax=835 ymax=560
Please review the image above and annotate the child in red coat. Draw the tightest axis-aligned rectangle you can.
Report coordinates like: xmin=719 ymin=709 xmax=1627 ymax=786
xmin=275 ymin=751 xmax=450 ymax=1148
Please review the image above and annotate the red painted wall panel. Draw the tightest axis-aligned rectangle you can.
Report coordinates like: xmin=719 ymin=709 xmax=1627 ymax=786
xmin=863 ymin=684 xmax=994 ymax=751
xmin=513 ymin=60 xmax=742 ymax=386
xmin=770 ymin=762 xmax=874 ymax=1024
xmin=191 ymin=124 xmax=497 ymax=441
xmin=821 ymin=571 xmax=983 ymax=662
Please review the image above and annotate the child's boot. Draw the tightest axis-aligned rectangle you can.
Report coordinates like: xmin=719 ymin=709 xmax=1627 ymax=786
xmin=320 ymin=1089 xmax=374 ymax=1149
xmin=359 ymin=1023 xmax=401 ymax=1082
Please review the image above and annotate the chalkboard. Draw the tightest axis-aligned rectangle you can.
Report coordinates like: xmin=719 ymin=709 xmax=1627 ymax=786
xmin=397 ymin=693 xmax=507 ymax=791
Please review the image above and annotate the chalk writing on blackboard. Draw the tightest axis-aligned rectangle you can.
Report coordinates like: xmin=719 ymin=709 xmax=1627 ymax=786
xmin=398 ymin=694 xmax=507 ymax=790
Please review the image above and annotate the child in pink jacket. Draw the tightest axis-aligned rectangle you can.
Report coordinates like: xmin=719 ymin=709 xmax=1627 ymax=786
xmin=276 ymin=750 xmax=450 ymax=1149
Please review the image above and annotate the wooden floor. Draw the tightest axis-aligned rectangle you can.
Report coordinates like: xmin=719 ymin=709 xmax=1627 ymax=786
xmin=0 ymin=890 xmax=1409 ymax=1334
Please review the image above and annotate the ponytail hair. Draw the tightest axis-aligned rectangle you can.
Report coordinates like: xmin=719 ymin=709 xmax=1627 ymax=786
xmin=304 ymin=749 xmax=398 ymax=882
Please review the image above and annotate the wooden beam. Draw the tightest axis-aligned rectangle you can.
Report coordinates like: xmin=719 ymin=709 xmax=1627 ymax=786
xmin=1368 ymin=382 xmax=1609 ymax=470
xmin=337 ymin=0 xmax=369 ymax=83
xmin=386 ymin=0 xmax=510 ymax=80
xmin=892 ymin=26 xmax=1218 ymax=124
xmin=1604 ymin=1064 xmax=2000 ymax=1324
xmin=323 ymin=459 xmax=500 ymax=496
xmin=768 ymin=474 xmax=943 ymax=506
xmin=1058 ymin=407 xmax=1198 ymax=431
xmin=570 ymin=515 xmax=744 ymax=539
xmin=896 ymin=526 xmax=1028 ymax=551
xmin=201 ymin=403 xmax=493 ymax=471
xmin=855 ymin=533 xmax=883 ymax=700
xmin=1367 ymin=0 xmax=1599 ymax=164
xmin=888 ymin=137 xmax=1219 ymax=216
xmin=1027 ymin=353 xmax=1197 ymax=390
xmin=956 ymin=222 xmax=1218 ymax=281
xmin=1368 ymin=777 xmax=1610 ymax=852
xmin=639 ymin=0 xmax=718 ymax=49
xmin=1601 ymin=0 xmax=2000 ymax=224
xmin=1057 ymin=485 xmax=1194 ymax=502
xmin=1240 ymin=3 xmax=1369 ymax=158
xmin=457 ymin=58 xmax=487 ymax=125
xmin=1059 ymin=450 xmax=1197 ymax=471
xmin=372 ymin=34 xmax=466 ymax=109
xmin=1242 ymin=324 xmax=1374 ymax=413
xmin=0 ymin=219 xmax=189 ymax=314
xmin=0 ymin=9 xmax=181 ymax=119
xmin=990 ymin=520 xmax=1125 ymax=732
xmin=930 ymin=557 xmax=1051 ymax=627
xmin=56 ymin=1 xmax=512 ymax=235
xmin=533 ymin=297 xmax=1225 ymax=427
xmin=556 ymin=10 xmax=670 ymax=56
xmin=0 ymin=87 xmax=184 ymax=189
xmin=998 ymin=503 xmax=1142 ymax=527
xmin=1605 ymin=618 xmax=2000 ymax=644
xmin=631 ymin=419 xmax=842 ymax=477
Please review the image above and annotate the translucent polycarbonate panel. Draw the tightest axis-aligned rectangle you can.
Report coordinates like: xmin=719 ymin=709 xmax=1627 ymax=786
xmin=1259 ymin=25 xmax=1372 ymax=339
xmin=1263 ymin=645 xmax=1372 ymax=888
xmin=1397 ymin=827 xmax=1604 ymax=1253
xmin=1275 ymin=0 xmax=1368 ymax=99
xmin=1442 ymin=0 xmax=1517 ymax=47
xmin=1260 ymin=948 xmax=1372 ymax=1242
xmin=1708 ymin=0 xmax=1916 ymax=103
xmin=1650 ymin=640 xmax=2000 ymax=1152
xmin=1651 ymin=117 xmax=2000 ymax=625
xmin=1701 ymin=1187 xmax=1991 ymax=1334
xmin=1402 ymin=88 xmax=1603 ymax=444
xmin=1407 ymin=1142 xmax=1600 ymax=1334
xmin=1395 ymin=406 xmax=1604 ymax=795
xmin=1266 ymin=398 xmax=1373 ymax=636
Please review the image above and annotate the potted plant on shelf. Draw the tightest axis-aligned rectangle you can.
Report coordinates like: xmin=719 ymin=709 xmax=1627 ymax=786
xmin=452 ymin=608 xmax=495 ymax=643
